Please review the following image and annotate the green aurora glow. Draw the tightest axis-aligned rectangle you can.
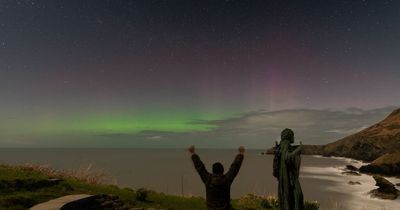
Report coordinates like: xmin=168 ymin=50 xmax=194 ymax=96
xmin=3 ymin=111 xmax=238 ymax=136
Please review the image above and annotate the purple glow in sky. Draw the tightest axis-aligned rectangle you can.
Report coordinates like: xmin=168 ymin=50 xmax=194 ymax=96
xmin=0 ymin=0 xmax=399 ymax=147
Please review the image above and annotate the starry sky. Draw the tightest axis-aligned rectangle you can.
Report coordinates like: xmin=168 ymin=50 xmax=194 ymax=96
xmin=0 ymin=0 xmax=399 ymax=147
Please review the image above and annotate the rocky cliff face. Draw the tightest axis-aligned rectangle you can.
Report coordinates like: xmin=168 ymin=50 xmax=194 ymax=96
xmin=321 ymin=108 xmax=400 ymax=162
xmin=359 ymin=153 xmax=400 ymax=176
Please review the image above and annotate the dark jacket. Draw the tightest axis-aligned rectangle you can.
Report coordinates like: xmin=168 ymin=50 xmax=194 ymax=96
xmin=191 ymin=154 xmax=244 ymax=210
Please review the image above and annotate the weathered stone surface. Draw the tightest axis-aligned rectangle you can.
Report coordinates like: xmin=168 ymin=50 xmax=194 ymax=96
xmin=369 ymin=175 xmax=399 ymax=200
xmin=30 ymin=194 xmax=92 ymax=210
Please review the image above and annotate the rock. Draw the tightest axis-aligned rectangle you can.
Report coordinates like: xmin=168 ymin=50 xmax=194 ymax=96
xmin=342 ymin=164 xmax=361 ymax=176
xmin=30 ymin=194 xmax=93 ymax=210
xmin=396 ymin=183 xmax=400 ymax=187
xmin=345 ymin=165 xmax=359 ymax=171
xmin=348 ymin=181 xmax=361 ymax=185
xmin=342 ymin=171 xmax=361 ymax=176
xmin=359 ymin=153 xmax=400 ymax=176
xmin=369 ymin=175 xmax=399 ymax=199
xmin=373 ymin=176 xmax=397 ymax=193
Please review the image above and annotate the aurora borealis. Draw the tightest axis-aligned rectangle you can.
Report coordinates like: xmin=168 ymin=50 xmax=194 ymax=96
xmin=1 ymin=1 xmax=399 ymax=147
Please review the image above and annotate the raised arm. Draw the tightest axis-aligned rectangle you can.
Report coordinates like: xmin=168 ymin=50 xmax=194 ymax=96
xmin=289 ymin=142 xmax=302 ymax=158
xmin=226 ymin=146 xmax=245 ymax=182
xmin=189 ymin=145 xmax=211 ymax=183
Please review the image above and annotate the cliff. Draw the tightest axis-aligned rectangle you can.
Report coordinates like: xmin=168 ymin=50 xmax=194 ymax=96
xmin=266 ymin=108 xmax=400 ymax=176
xmin=321 ymin=108 xmax=400 ymax=162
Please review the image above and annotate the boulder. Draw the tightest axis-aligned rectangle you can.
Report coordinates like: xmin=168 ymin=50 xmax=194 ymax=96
xmin=341 ymin=171 xmax=361 ymax=176
xmin=30 ymin=194 xmax=92 ymax=210
xmin=369 ymin=175 xmax=399 ymax=199
xmin=348 ymin=181 xmax=361 ymax=185
xmin=341 ymin=164 xmax=361 ymax=176
xmin=345 ymin=165 xmax=359 ymax=171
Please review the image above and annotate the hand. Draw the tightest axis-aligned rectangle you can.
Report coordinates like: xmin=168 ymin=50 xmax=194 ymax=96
xmin=188 ymin=145 xmax=195 ymax=155
xmin=238 ymin=146 xmax=245 ymax=155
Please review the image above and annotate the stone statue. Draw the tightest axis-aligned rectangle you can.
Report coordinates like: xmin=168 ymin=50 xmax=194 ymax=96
xmin=273 ymin=128 xmax=304 ymax=210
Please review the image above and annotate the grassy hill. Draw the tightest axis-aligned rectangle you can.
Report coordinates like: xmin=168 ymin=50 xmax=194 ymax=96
xmin=0 ymin=164 xmax=319 ymax=210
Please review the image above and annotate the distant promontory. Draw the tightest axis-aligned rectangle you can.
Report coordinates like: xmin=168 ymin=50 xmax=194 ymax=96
xmin=267 ymin=108 xmax=400 ymax=176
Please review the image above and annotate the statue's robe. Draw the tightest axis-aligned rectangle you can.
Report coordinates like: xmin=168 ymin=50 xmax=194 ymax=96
xmin=277 ymin=141 xmax=304 ymax=210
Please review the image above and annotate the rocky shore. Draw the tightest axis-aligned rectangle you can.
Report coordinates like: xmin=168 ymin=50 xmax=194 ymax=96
xmin=265 ymin=108 xmax=400 ymax=202
xmin=359 ymin=153 xmax=400 ymax=176
xmin=267 ymin=108 xmax=400 ymax=178
xmin=369 ymin=175 xmax=399 ymax=200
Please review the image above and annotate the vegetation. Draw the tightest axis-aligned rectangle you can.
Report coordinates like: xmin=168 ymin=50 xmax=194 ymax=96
xmin=0 ymin=164 xmax=319 ymax=210
xmin=135 ymin=188 xmax=149 ymax=202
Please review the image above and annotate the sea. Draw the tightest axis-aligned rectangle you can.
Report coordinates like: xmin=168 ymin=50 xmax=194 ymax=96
xmin=0 ymin=148 xmax=399 ymax=210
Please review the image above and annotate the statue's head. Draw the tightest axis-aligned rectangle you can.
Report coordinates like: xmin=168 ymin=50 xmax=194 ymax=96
xmin=212 ymin=162 xmax=224 ymax=174
xmin=281 ymin=128 xmax=294 ymax=143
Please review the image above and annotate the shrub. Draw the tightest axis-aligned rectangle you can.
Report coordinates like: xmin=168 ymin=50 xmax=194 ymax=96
xmin=305 ymin=200 xmax=320 ymax=210
xmin=135 ymin=188 xmax=149 ymax=201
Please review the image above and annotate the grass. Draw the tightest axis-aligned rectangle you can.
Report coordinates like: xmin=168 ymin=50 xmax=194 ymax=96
xmin=0 ymin=164 xmax=319 ymax=210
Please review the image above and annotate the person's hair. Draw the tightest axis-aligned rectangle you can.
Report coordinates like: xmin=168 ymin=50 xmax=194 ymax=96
xmin=212 ymin=162 xmax=224 ymax=174
xmin=281 ymin=128 xmax=294 ymax=141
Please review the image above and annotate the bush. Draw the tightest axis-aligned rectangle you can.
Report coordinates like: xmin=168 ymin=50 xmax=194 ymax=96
xmin=305 ymin=200 xmax=320 ymax=210
xmin=135 ymin=188 xmax=149 ymax=201
xmin=260 ymin=197 xmax=279 ymax=209
xmin=236 ymin=194 xmax=279 ymax=209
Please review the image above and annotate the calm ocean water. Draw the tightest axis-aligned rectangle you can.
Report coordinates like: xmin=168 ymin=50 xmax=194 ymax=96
xmin=0 ymin=148 xmax=399 ymax=210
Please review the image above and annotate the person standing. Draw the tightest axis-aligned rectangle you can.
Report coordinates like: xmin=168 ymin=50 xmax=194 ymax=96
xmin=189 ymin=145 xmax=244 ymax=210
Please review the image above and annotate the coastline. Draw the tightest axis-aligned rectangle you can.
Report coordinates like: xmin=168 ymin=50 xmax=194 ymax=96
xmin=302 ymin=155 xmax=400 ymax=210
xmin=0 ymin=148 xmax=399 ymax=209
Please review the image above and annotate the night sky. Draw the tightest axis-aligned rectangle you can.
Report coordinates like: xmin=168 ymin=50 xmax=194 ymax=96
xmin=0 ymin=0 xmax=399 ymax=147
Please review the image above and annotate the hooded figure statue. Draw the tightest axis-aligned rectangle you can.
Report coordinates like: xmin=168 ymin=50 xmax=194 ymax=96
xmin=273 ymin=128 xmax=304 ymax=210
